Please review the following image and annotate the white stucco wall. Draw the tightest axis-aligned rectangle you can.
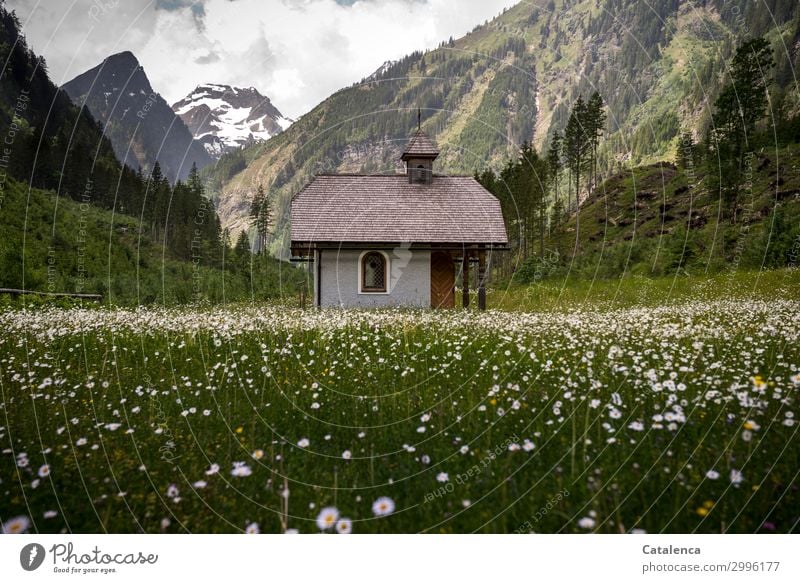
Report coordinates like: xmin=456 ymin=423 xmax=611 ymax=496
xmin=318 ymin=248 xmax=431 ymax=308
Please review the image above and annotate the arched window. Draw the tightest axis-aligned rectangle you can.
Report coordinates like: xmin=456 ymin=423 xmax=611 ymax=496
xmin=416 ymin=164 xmax=426 ymax=182
xmin=361 ymin=251 xmax=387 ymax=292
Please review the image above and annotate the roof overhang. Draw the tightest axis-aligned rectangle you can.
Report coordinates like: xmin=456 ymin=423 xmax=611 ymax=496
xmin=290 ymin=241 xmax=510 ymax=261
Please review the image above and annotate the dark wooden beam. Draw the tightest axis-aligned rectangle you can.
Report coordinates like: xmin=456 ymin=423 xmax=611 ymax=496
xmin=478 ymin=251 xmax=487 ymax=311
xmin=462 ymin=253 xmax=470 ymax=309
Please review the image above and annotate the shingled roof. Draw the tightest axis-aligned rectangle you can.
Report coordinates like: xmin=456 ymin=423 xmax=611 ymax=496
xmin=401 ymin=130 xmax=440 ymax=160
xmin=291 ymin=174 xmax=508 ymax=245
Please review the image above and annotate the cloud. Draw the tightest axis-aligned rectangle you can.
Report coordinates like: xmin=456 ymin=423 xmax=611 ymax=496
xmin=7 ymin=0 xmax=519 ymax=118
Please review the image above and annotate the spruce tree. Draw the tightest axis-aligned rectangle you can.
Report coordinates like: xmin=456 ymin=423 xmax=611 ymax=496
xmin=546 ymin=131 xmax=562 ymax=228
xmin=564 ymin=95 xmax=590 ymax=252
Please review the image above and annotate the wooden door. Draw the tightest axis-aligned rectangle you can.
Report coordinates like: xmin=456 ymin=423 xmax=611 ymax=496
xmin=430 ymin=251 xmax=454 ymax=309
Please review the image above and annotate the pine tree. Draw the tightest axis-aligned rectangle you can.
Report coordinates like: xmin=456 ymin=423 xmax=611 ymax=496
xmin=711 ymin=36 xmax=775 ymax=220
xmin=546 ymin=131 xmax=562 ymax=228
xmin=585 ymin=92 xmax=606 ymax=191
xmin=249 ymin=184 xmax=272 ymax=254
xmin=676 ymin=130 xmax=695 ymax=170
xmin=146 ymin=162 xmax=170 ymax=242
xmin=564 ymin=95 xmax=590 ymax=252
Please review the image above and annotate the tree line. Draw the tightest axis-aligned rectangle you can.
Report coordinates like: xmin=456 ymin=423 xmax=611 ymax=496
xmin=478 ymin=33 xmax=797 ymax=280
xmin=477 ymin=90 xmax=608 ymax=272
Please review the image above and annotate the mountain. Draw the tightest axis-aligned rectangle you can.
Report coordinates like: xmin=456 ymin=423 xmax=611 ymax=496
xmin=172 ymin=83 xmax=292 ymax=158
xmin=62 ymin=51 xmax=213 ymax=183
xmin=205 ymin=0 xmax=800 ymax=255
xmin=0 ymin=3 xmax=277 ymax=303
xmin=0 ymin=6 xmax=143 ymax=207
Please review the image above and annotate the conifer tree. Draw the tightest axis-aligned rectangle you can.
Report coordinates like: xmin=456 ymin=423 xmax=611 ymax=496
xmin=249 ymin=184 xmax=272 ymax=254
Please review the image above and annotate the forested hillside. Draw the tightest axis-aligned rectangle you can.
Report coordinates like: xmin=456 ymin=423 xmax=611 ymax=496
xmin=0 ymin=2 xmax=301 ymax=303
xmin=205 ymin=0 xmax=800 ymax=258
xmin=0 ymin=175 xmax=303 ymax=305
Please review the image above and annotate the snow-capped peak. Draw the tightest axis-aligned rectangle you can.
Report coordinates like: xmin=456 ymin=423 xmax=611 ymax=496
xmin=172 ymin=84 xmax=292 ymax=158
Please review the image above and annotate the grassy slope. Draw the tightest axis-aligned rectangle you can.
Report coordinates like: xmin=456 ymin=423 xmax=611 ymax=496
xmin=490 ymin=269 xmax=800 ymax=312
xmin=0 ymin=178 xmax=304 ymax=306
xmin=531 ymin=143 xmax=800 ymax=280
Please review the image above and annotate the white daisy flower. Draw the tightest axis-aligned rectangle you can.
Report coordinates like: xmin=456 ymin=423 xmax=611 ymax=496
xmin=231 ymin=462 xmax=253 ymax=477
xmin=2 ymin=515 xmax=30 ymax=534
xmin=436 ymin=472 xmax=449 ymax=483
xmin=372 ymin=496 xmax=395 ymax=517
xmin=38 ymin=464 xmax=51 ymax=478
xmin=316 ymin=506 xmax=339 ymax=530
xmin=245 ymin=522 xmax=260 ymax=534
xmin=342 ymin=450 xmax=352 ymax=460
xmin=705 ymin=469 xmax=720 ymax=480
xmin=336 ymin=518 xmax=353 ymax=534
xmin=578 ymin=517 xmax=596 ymax=529
xmin=297 ymin=438 xmax=310 ymax=448
xmin=205 ymin=463 xmax=220 ymax=475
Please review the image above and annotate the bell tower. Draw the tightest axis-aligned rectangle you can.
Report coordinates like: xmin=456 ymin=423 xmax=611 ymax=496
xmin=401 ymin=111 xmax=439 ymax=184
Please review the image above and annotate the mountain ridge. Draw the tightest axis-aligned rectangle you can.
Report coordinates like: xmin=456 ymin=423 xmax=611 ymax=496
xmin=172 ymin=83 xmax=292 ymax=158
xmin=62 ymin=51 xmax=213 ymax=183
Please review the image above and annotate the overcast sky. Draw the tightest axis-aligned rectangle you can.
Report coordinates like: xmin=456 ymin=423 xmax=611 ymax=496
xmin=7 ymin=0 xmax=519 ymax=119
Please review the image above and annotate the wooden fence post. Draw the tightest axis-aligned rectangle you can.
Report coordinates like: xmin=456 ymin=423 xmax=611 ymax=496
xmin=461 ymin=252 xmax=470 ymax=309
xmin=478 ymin=251 xmax=486 ymax=311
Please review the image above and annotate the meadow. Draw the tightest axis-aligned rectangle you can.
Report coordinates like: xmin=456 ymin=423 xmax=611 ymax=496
xmin=0 ymin=274 xmax=798 ymax=534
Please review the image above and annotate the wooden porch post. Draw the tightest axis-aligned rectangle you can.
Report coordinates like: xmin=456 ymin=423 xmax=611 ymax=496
xmin=478 ymin=250 xmax=486 ymax=311
xmin=461 ymin=252 xmax=470 ymax=309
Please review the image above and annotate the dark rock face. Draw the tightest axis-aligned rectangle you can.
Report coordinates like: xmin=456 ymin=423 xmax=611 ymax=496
xmin=63 ymin=51 xmax=212 ymax=183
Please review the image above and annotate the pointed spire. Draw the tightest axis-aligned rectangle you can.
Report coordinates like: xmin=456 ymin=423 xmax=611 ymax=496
xmin=417 ymin=108 xmax=421 ymax=131
xmin=401 ymin=129 xmax=439 ymax=161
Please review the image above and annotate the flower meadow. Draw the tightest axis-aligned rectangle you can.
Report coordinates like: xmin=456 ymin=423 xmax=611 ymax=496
xmin=0 ymin=300 xmax=798 ymax=534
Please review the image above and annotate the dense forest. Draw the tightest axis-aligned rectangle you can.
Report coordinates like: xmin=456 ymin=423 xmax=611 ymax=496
xmin=0 ymin=2 xmax=302 ymax=304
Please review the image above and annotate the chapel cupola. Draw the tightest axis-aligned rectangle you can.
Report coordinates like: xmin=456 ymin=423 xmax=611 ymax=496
xmin=402 ymin=127 xmax=439 ymax=185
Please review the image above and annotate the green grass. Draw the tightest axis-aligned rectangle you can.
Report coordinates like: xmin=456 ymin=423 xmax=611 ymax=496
xmin=0 ymin=177 xmax=305 ymax=306
xmin=1 ymin=274 xmax=797 ymax=534
xmin=489 ymin=269 xmax=800 ymax=312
